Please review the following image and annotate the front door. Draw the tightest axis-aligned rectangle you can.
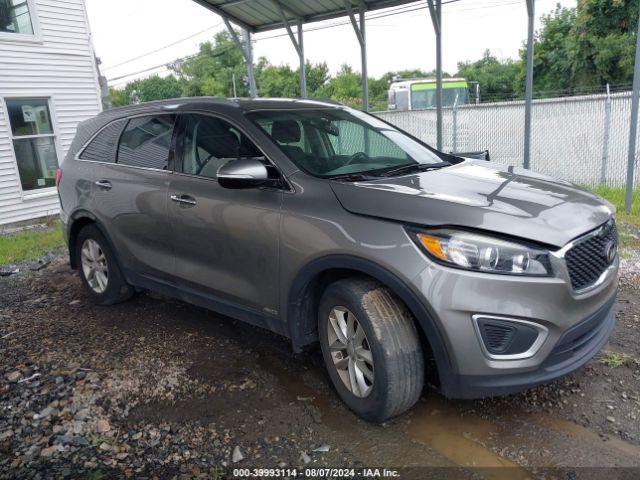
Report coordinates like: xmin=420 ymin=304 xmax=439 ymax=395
xmin=168 ymin=113 xmax=282 ymax=316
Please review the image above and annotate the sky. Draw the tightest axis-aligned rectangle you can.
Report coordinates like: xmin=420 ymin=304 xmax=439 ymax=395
xmin=85 ymin=0 xmax=577 ymax=89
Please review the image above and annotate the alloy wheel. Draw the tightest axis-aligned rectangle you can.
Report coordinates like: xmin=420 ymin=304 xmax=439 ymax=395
xmin=80 ymin=239 xmax=109 ymax=294
xmin=327 ymin=306 xmax=375 ymax=398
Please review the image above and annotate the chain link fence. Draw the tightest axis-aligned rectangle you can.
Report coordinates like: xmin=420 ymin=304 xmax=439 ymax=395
xmin=375 ymin=91 xmax=640 ymax=188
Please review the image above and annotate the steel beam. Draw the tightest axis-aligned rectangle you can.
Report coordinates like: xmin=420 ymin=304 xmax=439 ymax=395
xmin=345 ymin=1 xmax=369 ymax=111
xmin=192 ymin=0 xmax=253 ymax=32
xmin=224 ymin=18 xmax=257 ymax=97
xmin=625 ymin=5 xmax=640 ymax=212
xmin=427 ymin=0 xmax=442 ymax=150
xmin=298 ymin=20 xmax=307 ymax=98
xmin=523 ymin=0 xmax=535 ymax=169
xmin=274 ymin=1 xmax=307 ymax=98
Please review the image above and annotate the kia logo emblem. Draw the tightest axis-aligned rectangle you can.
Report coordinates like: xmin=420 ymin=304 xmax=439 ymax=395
xmin=603 ymin=240 xmax=617 ymax=264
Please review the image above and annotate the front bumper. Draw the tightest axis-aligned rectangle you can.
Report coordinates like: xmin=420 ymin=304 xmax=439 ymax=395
xmin=409 ymin=241 xmax=618 ymax=399
xmin=440 ymin=293 xmax=616 ymax=398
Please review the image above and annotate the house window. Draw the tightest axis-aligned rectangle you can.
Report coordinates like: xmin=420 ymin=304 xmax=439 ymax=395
xmin=0 ymin=0 xmax=34 ymax=35
xmin=5 ymin=99 xmax=59 ymax=192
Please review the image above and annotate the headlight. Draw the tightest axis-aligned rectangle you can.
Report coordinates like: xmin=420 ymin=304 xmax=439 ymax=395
xmin=409 ymin=228 xmax=552 ymax=276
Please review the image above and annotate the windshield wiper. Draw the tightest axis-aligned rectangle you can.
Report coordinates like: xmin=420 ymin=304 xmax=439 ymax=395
xmin=329 ymin=173 xmax=378 ymax=182
xmin=380 ymin=162 xmax=450 ymax=177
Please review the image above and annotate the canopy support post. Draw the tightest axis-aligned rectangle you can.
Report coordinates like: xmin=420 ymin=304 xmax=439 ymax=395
xmin=625 ymin=5 xmax=640 ymax=213
xmin=345 ymin=1 xmax=368 ymax=111
xmin=224 ymin=18 xmax=257 ymax=98
xmin=427 ymin=0 xmax=442 ymax=151
xmin=275 ymin=2 xmax=306 ymax=98
xmin=298 ymin=20 xmax=307 ymax=98
xmin=523 ymin=0 xmax=535 ymax=169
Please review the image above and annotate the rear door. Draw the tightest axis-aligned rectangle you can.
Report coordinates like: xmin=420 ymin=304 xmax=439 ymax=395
xmin=89 ymin=114 xmax=177 ymax=282
xmin=167 ymin=112 xmax=282 ymax=315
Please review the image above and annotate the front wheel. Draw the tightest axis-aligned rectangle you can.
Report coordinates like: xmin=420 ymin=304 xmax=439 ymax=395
xmin=318 ymin=277 xmax=424 ymax=422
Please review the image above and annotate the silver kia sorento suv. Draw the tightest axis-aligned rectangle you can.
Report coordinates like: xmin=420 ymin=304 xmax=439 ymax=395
xmin=57 ymin=98 xmax=618 ymax=422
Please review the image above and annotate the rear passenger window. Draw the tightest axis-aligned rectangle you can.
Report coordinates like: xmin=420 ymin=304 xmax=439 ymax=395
xmin=117 ymin=115 xmax=175 ymax=169
xmin=79 ymin=119 xmax=127 ymax=163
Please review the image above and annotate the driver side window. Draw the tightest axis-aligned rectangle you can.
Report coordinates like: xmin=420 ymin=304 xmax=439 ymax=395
xmin=179 ymin=114 xmax=262 ymax=179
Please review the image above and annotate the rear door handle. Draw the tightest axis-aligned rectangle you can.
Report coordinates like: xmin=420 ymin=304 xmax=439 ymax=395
xmin=94 ymin=180 xmax=112 ymax=190
xmin=170 ymin=194 xmax=197 ymax=206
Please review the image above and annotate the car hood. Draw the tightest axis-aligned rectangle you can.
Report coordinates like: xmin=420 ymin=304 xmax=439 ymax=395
xmin=330 ymin=160 xmax=614 ymax=248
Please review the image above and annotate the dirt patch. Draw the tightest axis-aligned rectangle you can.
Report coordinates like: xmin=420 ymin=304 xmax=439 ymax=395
xmin=1 ymin=256 xmax=639 ymax=479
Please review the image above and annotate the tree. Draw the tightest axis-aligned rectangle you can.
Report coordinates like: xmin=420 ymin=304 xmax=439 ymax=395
xmin=514 ymin=6 xmax=576 ymax=95
xmin=258 ymin=64 xmax=300 ymax=98
xmin=571 ymin=0 xmax=640 ymax=87
xmin=324 ymin=64 xmax=364 ymax=107
xmin=170 ymin=31 xmax=248 ymax=97
xmin=109 ymin=75 xmax=184 ymax=107
xmin=517 ymin=0 xmax=640 ymax=96
xmin=305 ymin=62 xmax=331 ymax=97
xmin=457 ymin=50 xmax=520 ymax=102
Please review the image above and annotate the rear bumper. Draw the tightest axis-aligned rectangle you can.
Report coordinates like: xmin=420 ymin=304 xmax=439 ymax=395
xmin=440 ymin=294 xmax=616 ymax=399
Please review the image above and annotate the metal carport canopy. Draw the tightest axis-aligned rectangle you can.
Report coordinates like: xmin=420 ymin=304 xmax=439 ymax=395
xmin=193 ymin=0 xmax=419 ymax=114
xmin=192 ymin=0 xmax=416 ymax=33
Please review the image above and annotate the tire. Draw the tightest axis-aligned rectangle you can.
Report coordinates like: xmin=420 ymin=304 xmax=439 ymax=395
xmin=318 ymin=277 xmax=424 ymax=422
xmin=76 ymin=224 xmax=134 ymax=305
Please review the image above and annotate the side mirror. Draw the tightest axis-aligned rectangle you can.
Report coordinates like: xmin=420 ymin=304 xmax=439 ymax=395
xmin=217 ymin=159 xmax=270 ymax=189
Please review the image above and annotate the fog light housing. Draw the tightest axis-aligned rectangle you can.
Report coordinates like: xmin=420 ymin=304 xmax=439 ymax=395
xmin=472 ymin=315 xmax=548 ymax=360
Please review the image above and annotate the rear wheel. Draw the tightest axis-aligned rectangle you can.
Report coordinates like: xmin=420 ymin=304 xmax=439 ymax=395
xmin=76 ymin=224 xmax=134 ymax=305
xmin=319 ymin=277 xmax=424 ymax=422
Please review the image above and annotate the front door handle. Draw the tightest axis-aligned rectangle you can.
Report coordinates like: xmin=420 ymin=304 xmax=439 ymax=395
xmin=94 ymin=180 xmax=112 ymax=190
xmin=170 ymin=194 xmax=197 ymax=206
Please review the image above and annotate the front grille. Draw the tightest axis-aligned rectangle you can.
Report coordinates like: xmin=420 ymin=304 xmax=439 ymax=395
xmin=565 ymin=219 xmax=617 ymax=291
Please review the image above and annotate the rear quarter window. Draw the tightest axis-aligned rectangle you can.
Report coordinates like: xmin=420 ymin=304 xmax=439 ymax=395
xmin=117 ymin=115 xmax=176 ymax=169
xmin=78 ymin=119 xmax=128 ymax=163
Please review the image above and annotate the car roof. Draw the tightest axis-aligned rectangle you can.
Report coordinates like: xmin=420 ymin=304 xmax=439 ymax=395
xmin=100 ymin=97 xmax=343 ymax=118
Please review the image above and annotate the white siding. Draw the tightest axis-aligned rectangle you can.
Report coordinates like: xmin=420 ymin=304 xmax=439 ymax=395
xmin=0 ymin=0 xmax=101 ymax=225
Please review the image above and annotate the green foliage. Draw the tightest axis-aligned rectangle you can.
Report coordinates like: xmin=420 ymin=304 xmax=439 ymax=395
xmin=599 ymin=351 xmax=638 ymax=368
xmin=110 ymin=75 xmax=184 ymax=107
xmin=457 ymin=50 xmax=520 ymax=102
xmin=0 ymin=221 xmax=64 ymax=266
xmin=590 ymin=185 xmax=640 ymax=230
xmin=258 ymin=64 xmax=301 ymax=98
xmin=518 ymin=0 xmax=640 ymax=95
xmin=516 ymin=6 xmax=577 ymax=95
xmin=171 ymin=31 xmax=248 ymax=97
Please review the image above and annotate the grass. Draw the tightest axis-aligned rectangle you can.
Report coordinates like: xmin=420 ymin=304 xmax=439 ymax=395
xmin=0 ymin=220 xmax=65 ymax=266
xmin=589 ymin=186 xmax=640 ymax=252
xmin=590 ymin=186 xmax=640 ymax=228
xmin=598 ymin=351 xmax=639 ymax=368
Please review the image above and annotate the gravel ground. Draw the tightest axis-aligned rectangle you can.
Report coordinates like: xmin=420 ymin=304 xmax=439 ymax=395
xmin=1 ymin=250 xmax=639 ymax=479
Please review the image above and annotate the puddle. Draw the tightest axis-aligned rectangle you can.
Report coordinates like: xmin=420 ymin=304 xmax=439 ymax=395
xmin=408 ymin=398 xmax=532 ymax=480
xmin=534 ymin=415 xmax=640 ymax=460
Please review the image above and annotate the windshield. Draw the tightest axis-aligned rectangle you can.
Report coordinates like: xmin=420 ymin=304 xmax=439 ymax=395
xmin=246 ymin=108 xmax=446 ymax=178
xmin=411 ymin=87 xmax=469 ymax=110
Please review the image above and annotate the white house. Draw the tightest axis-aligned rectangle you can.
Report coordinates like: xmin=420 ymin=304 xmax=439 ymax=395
xmin=0 ymin=0 xmax=102 ymax=226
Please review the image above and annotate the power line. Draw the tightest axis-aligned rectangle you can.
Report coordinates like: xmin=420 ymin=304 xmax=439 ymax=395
xmin=106 ymin=0 xmax=534 ymax=85
xmin=107 ymin=0 xmax=463 ymax=83
xmin=103 ymin=22 xmax=223 ymax=71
